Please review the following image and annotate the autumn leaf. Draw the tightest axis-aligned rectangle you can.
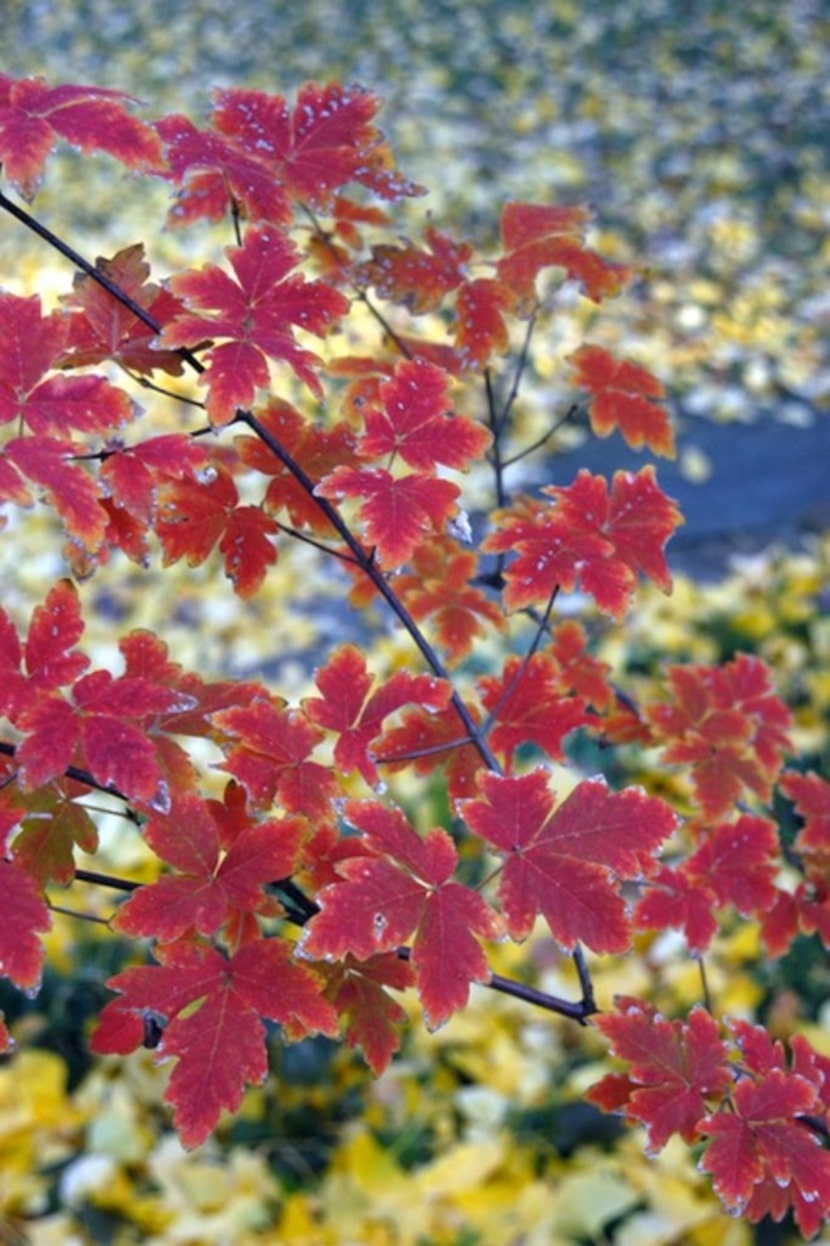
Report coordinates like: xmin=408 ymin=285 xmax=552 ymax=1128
xmin=569 ymin=344 xmax=675 ymax=457
xmin=588 ymin=1000 xmax=731 ymax=1152
xmin=0 ymin=74 xmax=164 ymax=200
xmin=0 ymin=579 xmax=88 ymax=722
xmin=358 ymin=358 xmax=491 ymax=472
xmin=300 ymin=800 xmax=500 ymax=1029
xmin=355 ymin=226 xmax=473 ymax=312
xmin=460 ymin=768 xmax=676 ymax=952
xmin=483 ymin=467 xmax=682 ymax=618
xmin=316 ymin=464 xmax=461 ymax=568
xmin=0 ymin=858 xmax=51 ymax=991
xmin=2 ymin=435 xmax=108 ymax=552
xmin=159 ymin=224 xmax=349 ymax=422
xmin=113 ymin=794 xmax=304 ymax=942
xmin=304 ymin=644 xmax=451 ymax=787
xmin=477 ymin=652 xmax=594 ymax=768
xmin=91 ymin=939 xmax=339 ymax=1148
xmin=318 ymin=952 xmax=415 ymax=1075
xmin=496 ymin=201 xmax=630 ymax=307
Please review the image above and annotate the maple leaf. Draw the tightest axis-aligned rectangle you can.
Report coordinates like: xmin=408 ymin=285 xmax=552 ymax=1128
xmin=393 ymin=536 xmax=504 ymax=668
xmin=60 ymin=244 xmax=187 ymax=376
xmin=318 ymin=952 xmax=415 ymax=1075
xmin=548 ymin=620 xmax=614 ymax=711
xmin=0 ymin=293 xmax=136 ymax=436
xmin=646 ymin=655 xmax=793 ymax=819
xmin=376 ymin=702 xmax=487 ymax=803
xmin=587 ymin=1001 xmax=731 ymax=1152
xmin=483 ymin=467 xmax=682 ymax=618
xmin=568 ymin=344 xmax=675 ymax=457
xmin=154 ymin=465 xmax=279 ymax=598
xmin=496 ymin=202 xmax=631 ymax=308
xmin=0 ymin=579 xmax=88 ymax=722
xmin=212 ymin=700 xmax=336 ymax=820
xmin=303 ymin=644 xmax=451 ymax=787
xmin=113 ymin=795 xmax=304 ymax=943
xmin=358 ymin=358 xmax=491 ymax=471
xmin=355 ymin=226 xmax=473 ymax=312
xmin=316 ymin=465 xmax=460 ymax=568
xmin=453 ymin=278 xmax=513 ymax=369
xmin=159 ymin=224 xmax=349 ymax=423
xmin=477 ymin=652 xmax=594 ymax=768
xmin=699 ymin=1069 xmax=830 ymax=1234
xmin=236 ymin=398 xmax=360 ymax=535
xmin=0 ymin=858 xmax=51 ymax=991
xmin=299 ymin=800 xmax=500 ymax=1029
xmin=100 ymin=433 xmax=211 ymax=530
xmin=633 ymin=864 xmax=720 ymax=954
xmin=2 ymin=435 xmax=108 ymax=552
xmin=8 ymin=786 xmax=98 ymax=886
xmin=91 ymin=939 xmax=339 ymax=1148
xmin=0 ymin=74 xmax=164 ymax=200
xmin=459 ymin=768 xmax=676 ymax=952
xmin=781 ymin=770 xmax=830 ymax=866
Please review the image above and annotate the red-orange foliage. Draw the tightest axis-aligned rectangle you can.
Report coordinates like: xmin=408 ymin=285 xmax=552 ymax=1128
xmin=0 ymin=74 xmax=827 ymax=1232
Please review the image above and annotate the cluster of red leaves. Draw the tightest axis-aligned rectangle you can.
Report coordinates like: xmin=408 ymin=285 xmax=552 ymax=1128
xmin=0 ymin=72 xmax=827 ymax=1234
xmin=589 ymin=999 xmax=830 ymax=1239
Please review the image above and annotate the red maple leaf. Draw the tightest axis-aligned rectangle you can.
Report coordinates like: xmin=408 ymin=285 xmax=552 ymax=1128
xmin=699 ymin=1070 xmax=830 ymax=1235
xmin=459 ymin=768 xmax=676 ymax=952
xmin=477 ymin=652 xmax=594 ymax=768
xmin=2 ymin=435 xmax=108 ymax=552
xmin=318 ymin=952 xmax=415 ymax=1075
xmin=483 ymin=467 xmax=681 ymax=618
xmin=355 ymin=226 xmax=473 ymax=313
xmin=453 ymin=278 xmax=513 ymax=369
xmin=568 ymin=344 xmax=675 ymax=457
xmin=633 ymin=864 xmax=720 ymax=954
xmin=303 ymin=644 xmax=451 ymax=787
xmin=0 ymin=858 xmax=51 ymax=991
xmin=496 ymin=202 xmax=631 ymax=307
xmin=316 ymin=465 xmax=460 ymax=568
xmin=100 ymin=433 xmax=211 ymax=531
xmin=154 ymin=465 xmax=279 ymax=599
xmin=91 ymin=938 xmax=339 ymax=1148
xmin=646 ymin=655 xmax=793 ymax=819
xmin=781 ymin=770 xmax=830 ymax=866
xmin=159 ymin=224 xmax=349 ymax=422
xmin=236 ymin=398 xmax=360 ymax=535
xmin=0 ymin=74 xmax=164 ymax=200
xmin=588 ymin=1000 xmax=731 ymax=1152
xmin=548 ymin=620 xmax=614 ymax=711
xmin=212 ymin=699 xmax=336 ymax=819
xmin=8 ymin=786 xmax=98 ymax=886
xmin=394 ymin=536 xmax=505 ymax=668
xmin=0 ymin=579 xmax=88 ymax=722
xmin=113 ymin=795 xmax=304 ymax=943
xmin=376 ymin=702 xmax=487 ymax=803
xmin=60 ymin=244 xmax=186 ymax=376
xmin=0 ymin=293 xmax=136 ymax=436
xmin=358 ymin=358 xmax=491 ymax=471
xmin=299 ymin=800 xmax=501 ymax=1029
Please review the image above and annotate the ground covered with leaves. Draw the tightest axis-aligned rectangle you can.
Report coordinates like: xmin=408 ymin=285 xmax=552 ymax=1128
xmin=0 ymin=1 xmax=828 ymax=1243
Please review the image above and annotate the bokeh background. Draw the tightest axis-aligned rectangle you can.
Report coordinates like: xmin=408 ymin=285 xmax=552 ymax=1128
xmin=1 ymin=2 xmax=828 ymax=1243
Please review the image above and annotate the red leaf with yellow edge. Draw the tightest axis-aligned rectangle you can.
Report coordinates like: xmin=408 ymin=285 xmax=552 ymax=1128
xmin=460 ymin=769 xmax=675 ymax=952
xmin=316 ymin=465 xmax=460 ymax=568
xmin=300 ymin=800 xmax=500 ymax=1029
xmin=588 ymin=1001 xmax=731 ymax=1152
xmin=569 ymin=344 xmax=674 ymax=457
xmin=160 ymin=224 xmax=348 ymax=422
xmin=319 ymin=952 xmax=415 ymax=1075
xmin=113 ymin=795 xmax=303 ymax=942
xmin=60 ymin=243 xmax=186 ymax=376
xmin=0 ymin=858 xmax=51 ymax=990
xmin=4 ymin=436 xmax=108 ymax=551
xmin=91 ymin=939 xmax=339 ymax=1149
xmin=0 ymin=74 xmax=164 ymax=200
xmin=9 ymin=788 xmax=98 ymax=886
xmin=355 ymin=226 xmax=473 ymax=313
xmin=304 ymin=644 xmax=451 ymax=787
xmin=213 ymin=700 xmax=336 ymax=819
xmin=496 ymin=202 xmax=630 ymax=307
xmin=359 ymin=358 xmax=491 ymax=472
xmin=477 ymin=653 xmax=594 ymax=768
